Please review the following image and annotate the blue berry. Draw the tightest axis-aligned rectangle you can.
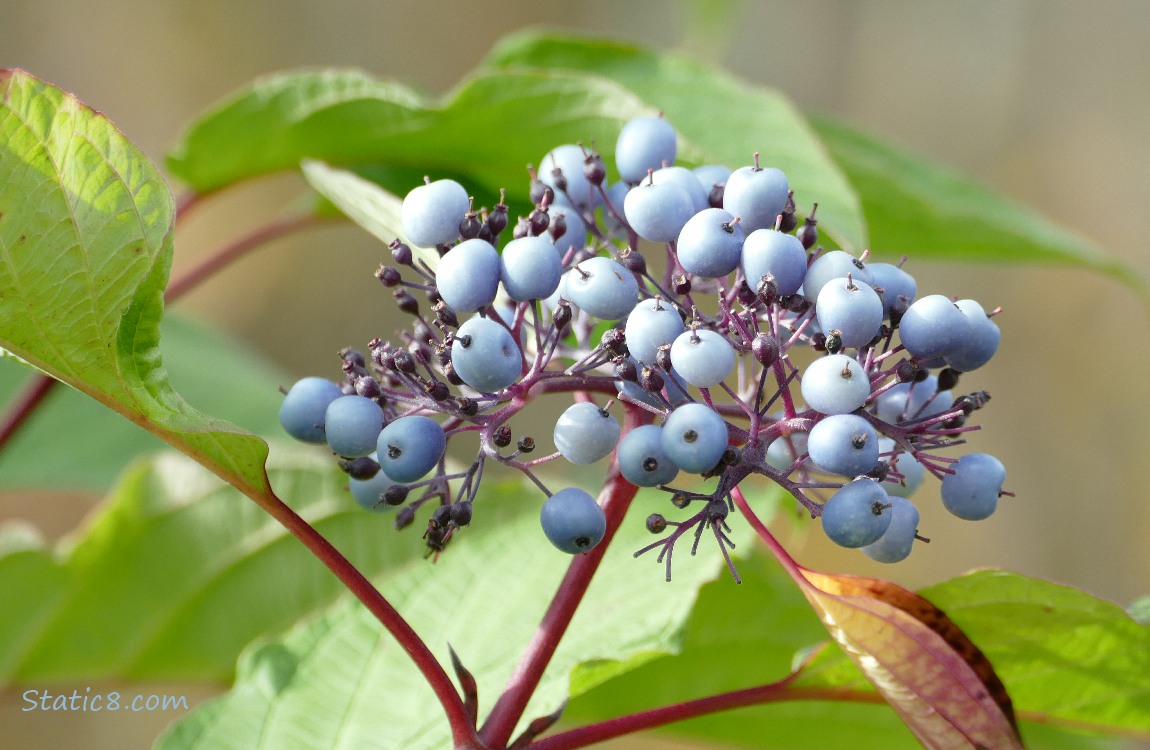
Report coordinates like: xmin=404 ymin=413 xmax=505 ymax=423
xmin=669 ymin=328 xmax=736 ymax=388
xmin=861 ymin=495 xmax=919 ymax=562
xmin=401 ymin=179 xmax=470 ymax=248
xmin=874 ymin=376 xmax=954 ymax=424
xmin=652 ymin=166 xmax=709 ymax=213
xmin=540 ymin=144 xmax=599 ymax=212
xmin=898 ymin=294 xmax=974 ymax=360
xmin=802 ymin=250 xmax=874 ymax=303
xmin=741 ymin=229 xmax=807 ymax=297
xmin=564 ymin=256 xmax=639 ymax=320
xmin=821 ymin=478 xmax=892 ymax=548
xmin=279 ymin=377 xmax=344 ymax=444
xmin=540 ymin=487 xmax=607 ymax=554
xmin=623 ymin=179 xmax=695 ymax=243
xmin=348 ymin=454 xmax=397 ymax=513
xmin=550 ymin=206 xmax=589 ymax=257
xmin=661 ymin=403 xmax=729 ymax=474
xmin=766 ymin=430 xmax=808 ymax=471
xmin=624 ymin=297 xmax=686 ymax=365
xmin=615 ymin=116 xmax=678 ymax=183
xmin=617 ymin=425 xmax=680 ymax=487
xmin=376 ymin=415 xmax=446 ymax=483
xmin=324 ymin=395 xmax=386 ymax=458
xmin=943 ymin=299 xmax=1000 ymax=372
xmin=676 ymin=207 xmax=745 ymax=279
xmin=941 ymin=453 xmax=1005 ymax=520
xmin=500 ymin=236 xmax=562 ymax=302
xmin=815 ymin=276 xmax=884 ymax=349
xmin=692 ymin=164 xmax=732 ymax=194
xmin=721 ymin=161 xmax=789 ymax=233
xmin=807 ymin=413 xmax=880 ymax=477
xmin=867 ymin=261 xmax=918 ymax=319
xmin=553 ymin=402 xmax=621 ymax=465
xmin=878 ymin=438 xmax=926 ymax=498
xmin=451 ymin=316 xmax=523 ymax=393
xmin=437 ymin=238 xmax=501 ymax=313
xmin=800 ymin=354 xmax=870 ymax=415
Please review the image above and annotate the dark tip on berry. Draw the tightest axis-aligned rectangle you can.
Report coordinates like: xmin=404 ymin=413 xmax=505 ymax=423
xmin=641 ymin=456 xmax=659 ymax=472
xmin=850 ymin=432 xmax=870 ymax=449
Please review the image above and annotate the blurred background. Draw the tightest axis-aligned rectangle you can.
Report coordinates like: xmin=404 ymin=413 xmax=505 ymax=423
xmin=2 ymin=0 xmax=1148 ymax=748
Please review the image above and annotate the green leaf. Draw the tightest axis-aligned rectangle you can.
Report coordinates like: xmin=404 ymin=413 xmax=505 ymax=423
xmin=566 ymin=562 xmax=1149 ymax=749
xmin=0 ymin=314 xmax=290 ymax=491
xmin=480 ymin=29 xmax=867 ymax=252
xmin=157 ymin=486 xmax=723 ymax=750
xmin=811 ymin=115 xmax=1147 ymax=289
xmin=167 ymin=34 xmax=866 ymax=251
xmin=0 ymin=69 xmax=271 ymax=501
xmin=0 ymin=446 xmax=425 ymax=683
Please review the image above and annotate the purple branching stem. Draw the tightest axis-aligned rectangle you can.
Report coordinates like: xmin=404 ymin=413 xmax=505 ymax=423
xmin=478 ymin=408 xmax=645 ymax=749
xmin=527 ymin=674 xmax=881 ymax=749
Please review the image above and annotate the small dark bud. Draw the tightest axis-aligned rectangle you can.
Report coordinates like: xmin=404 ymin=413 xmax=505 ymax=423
xmin=655 ymin=345 xmax=672 ymax=372
xmin=383 ymin=484 xmax=409 ymax=506
xmin=796 ymin=204 xmax=819 ymax=249
xmin=614 ymin=357 xmax=638 ymax=382
xmin=751 ymin=334 xmax=780 ymax=366
xmin=671 ymin=273 xmax=691 ymax=296
xmin=355 ymin=376 xmax=382 ymax=399
xmin=426 ymin=287 xmax=443 ymax=306
xmin=756 ymin=275 xmax=779 ymax=306
xmin=824 ymin=330 xmax=843 ymax=354
xmin=450 ymin=502 xmax=473 ymax=527
xmin=639 ymin=365 xmax=664 ymax=393
xmin=459 ymin=205 xmax=482 ymax=240
xmin=431 ymin=504 xmax=453 ymax=530
xmin=339 ymin=456 xmax=380 ymax=480
xmin=646 ymin=514 xmax=667 ymax=534
xmin=619 ymin=250 xmax=646 ymax=275
xmin=913 ymin=368 xmax=930 ymax=383
xmin=811 ymin=332 xmax=827 ymax=352
xmin=389 ymin=240 xmax=413 ymax=266
xmin=777 ymin=191 xmax=798 ymax=233
xmin=433 ymin=300 xmax=459 ymax=328
xmin=889 ymin=295 xmax=911 ymax=326
xmin=721 ymin=448 xmax=741 ymax=466
xmin=707 ymin=182 xmax=725 ymax=208
xmin=553 ymin=300 xmax=573 ymax=331
xmin=550 ymin=167 xmax=568 ymax=193
xmin=529 ymin=205 xmax=550 ymax=236
xmin=395 ymin=506 xmax=416 ymax=529
xmin=487 ymin=196 xmax=510 ymax=236
xmin=529 ymin=175 xmax=554 ymax=206
xmin=457 ymin=397 xmax=479 ymax=416
xmin=867 ymin=460 xmax=891 ymax=482
xmin=582 ymin=151 xmax=606 ymax=186
xmin=394 ymin=288 xmax=419 ymax=315
xmin=937 ymin=368 xmax=961 ymax=391
xmin=547 ymin=211 xmax=568 ymax=242
xmin=443 ymin=361 xmax=464 ymax=386
xmin=671 ymin=493 xmax=691 ymax=509
xmin=391 ymin=349 xmax=417 ymax=374
xmin=780 ymin=294 xmax=809 ymax=314
xmin=517 ymin=436 xmax=536 ymax=453
xmin=493 ymin=425 xmax=513 ymax=448
xmin=601 ymin=328 xmax=627 ymax=355
xmin=377 ymin=266 xmax=402 ymax=287
xmin=895 ymin=359 xmax=918 ymax=383
xmin=425 ymin=380 xmax=450 ymax=401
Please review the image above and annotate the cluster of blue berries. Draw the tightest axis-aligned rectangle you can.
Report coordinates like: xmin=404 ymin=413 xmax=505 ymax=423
xmin=278 ymin=114 xmax=1007 ymax=574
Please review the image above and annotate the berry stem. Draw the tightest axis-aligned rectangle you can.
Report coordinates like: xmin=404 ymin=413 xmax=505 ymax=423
xmin=253 ymin=487 xmax=481 ymax=748
xmin=479 ymin=409 xmax=644 ymax=748
xmin=526 ymin=676 xmax=876 ymax=750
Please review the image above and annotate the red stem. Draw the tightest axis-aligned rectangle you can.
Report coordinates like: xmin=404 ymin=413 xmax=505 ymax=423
xmin=0 ymin=372 xmax=56 ymax=455
xmin=164 ymin=212 xmax=323 ymax=302
xmin=528 ymin=678 xmax=878 ymax=750
xmin=251 ymin=485 xmax=482 ymax=747
xmin=480 ymin=409 xmax=645 ymax=748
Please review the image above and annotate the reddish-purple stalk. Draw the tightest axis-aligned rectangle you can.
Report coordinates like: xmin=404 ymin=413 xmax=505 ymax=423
xmin=253 ymin=485 xmax=481 ymax=748
xmin=479 ymin=408 xmax=645 ymax=749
